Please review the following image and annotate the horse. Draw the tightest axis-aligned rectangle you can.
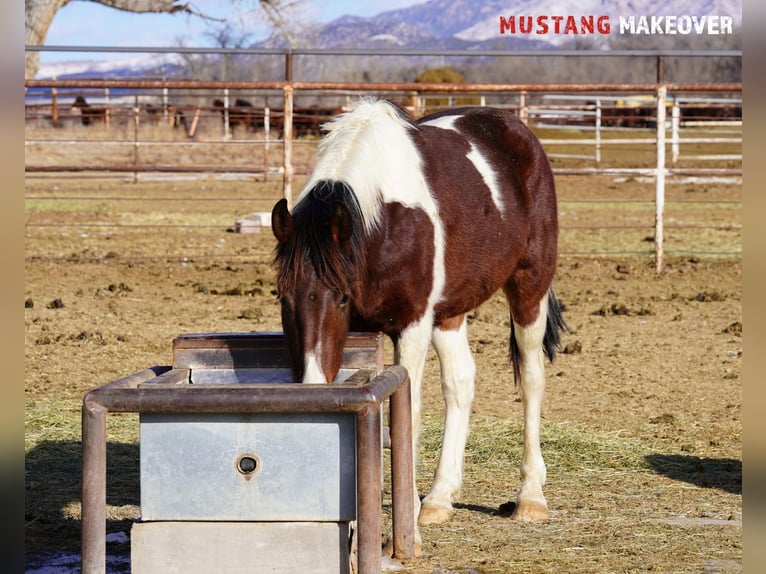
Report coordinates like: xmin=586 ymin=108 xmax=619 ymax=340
xmin=270 ymin=99 xmax=565 ymax=553
xmin=293 ymin=105 xmax=344 ymax=138
xmin=71 ymin=95 xmax=107 ymax=126
xmin=212 ymin=97 xmax=263 ymax=133
xmin=143 ymin=103 xmax=190 ymax=135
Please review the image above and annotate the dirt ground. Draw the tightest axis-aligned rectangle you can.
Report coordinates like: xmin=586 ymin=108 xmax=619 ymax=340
xmin=25 ymin=169 xmax=741 ymax=572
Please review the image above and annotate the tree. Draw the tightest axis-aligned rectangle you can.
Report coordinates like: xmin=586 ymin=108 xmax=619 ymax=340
xmin=24 ymin=0 xmax=299 ymax=79
xmin=415 ymin=66 xmax=481 ymax=111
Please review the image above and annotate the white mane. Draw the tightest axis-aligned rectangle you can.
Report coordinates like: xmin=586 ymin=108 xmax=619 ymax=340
xmin=298 ymin=99 xmax=435 ymax=233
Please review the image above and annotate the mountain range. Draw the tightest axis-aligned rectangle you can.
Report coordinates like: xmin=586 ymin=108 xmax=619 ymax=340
xmin=264 ymin=0 xmax=742 ymax=49
xmin=35 ymin=0 xmax=742 ymax=79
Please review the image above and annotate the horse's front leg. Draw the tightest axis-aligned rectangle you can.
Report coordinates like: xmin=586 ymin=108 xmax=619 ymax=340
xmin=385 ymin=316 xmax=433 ymax=556
xmin=419 ymin=314 xmax=475 ymax=525
xmin=510 ymin=296 xmax=549 ymax=521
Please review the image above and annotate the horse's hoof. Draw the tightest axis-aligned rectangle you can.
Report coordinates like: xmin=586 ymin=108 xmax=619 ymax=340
xmin=381 ymin=556 xmax=406 ymax=571
xmin=510 ymin=500 xmax=548 ymax=522
xmin=418 ymin=503 xmax=453 ymax=525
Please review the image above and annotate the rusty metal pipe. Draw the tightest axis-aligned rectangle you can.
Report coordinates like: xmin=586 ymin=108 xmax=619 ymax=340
xmin=389 ymin=371 xmax=415 ymax=560
xmin=25 ymin=78 xmax=742 ymax=93
xmin=91 ymin=366 xmax=171 ymax=391
xmin=81 ymin=400 xmax=107 ymax=574
xmin=83 ymin=376 xmax=402 ymax=414
xmin=356 ymin=403 xmax=382 ymax=574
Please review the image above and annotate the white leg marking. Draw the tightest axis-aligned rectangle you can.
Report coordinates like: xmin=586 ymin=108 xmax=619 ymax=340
xmin=394 ymin=315 xmax=434 ymax=545
xmin=302 ymin=343 xmax=327 ymax=384
xmin=512 ymin=296 xmax=549 ymax=520
xmin=420 ymin=317 xmax=476 ymax=522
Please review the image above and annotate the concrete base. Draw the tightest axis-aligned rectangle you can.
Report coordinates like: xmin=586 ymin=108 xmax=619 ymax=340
xmin=131 ymin=521 xmax=352 ymax=574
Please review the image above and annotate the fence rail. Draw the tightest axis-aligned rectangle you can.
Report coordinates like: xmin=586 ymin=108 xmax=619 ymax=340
xmin=25 ymin=75 xmax=741 ymax=271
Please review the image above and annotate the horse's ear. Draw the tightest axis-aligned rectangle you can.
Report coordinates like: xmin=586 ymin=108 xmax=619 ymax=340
xmin=330 ymin=201 xmax=354 ymax=251
xmin=271 ymin=199 xmax=293 ymax=245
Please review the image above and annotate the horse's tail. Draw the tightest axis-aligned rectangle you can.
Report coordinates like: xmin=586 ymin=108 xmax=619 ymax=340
xmin=510 ymin=287 xmax=567 ymax=384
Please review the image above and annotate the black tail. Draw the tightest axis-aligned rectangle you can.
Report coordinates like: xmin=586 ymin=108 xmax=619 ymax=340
xmin=543 ymin=288 xmax=567 ymax=363
xmin=510 ymin=288 xmax=567 ymax=384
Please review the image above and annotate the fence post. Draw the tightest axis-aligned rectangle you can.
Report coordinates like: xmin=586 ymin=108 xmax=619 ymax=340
xmin=285 ymin=51 xmax=294 ymax=82
xmin=51 ymin=86 xmax=58 ymax=128
xmin=162 ymin=86 xmax=169 ymax=126
xmin=264 ymin=105 xmax=271 ymax=180
xmin=671 ymin=99 xmax=680 ymax=165
xmin=223 ymin=88 xmax=230 ymax=140
xmin=655 ymin=85 xmax=667 ymax=273
xmin=104 ymin=87 xmax=110 ymax=128
xmin=518 ymin=91 xmax=528 ymax=124
xmin=595 ymin=99 xmax=602 ymax=164
xmin=132 ymin=95 xmax=139 ymax=184
xmin=283 ymin=84 xmax=294 ymax=208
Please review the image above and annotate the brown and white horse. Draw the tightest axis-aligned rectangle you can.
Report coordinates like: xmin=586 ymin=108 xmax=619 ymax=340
xmin=271 ymin=99 xmax=565 ymax=552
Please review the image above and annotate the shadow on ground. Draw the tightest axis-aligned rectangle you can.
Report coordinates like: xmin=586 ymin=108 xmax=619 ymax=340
xmin=26 ymin=440 xmax=138 ymax=565
xmin=645 ymin=453 xmax=741 ymax=494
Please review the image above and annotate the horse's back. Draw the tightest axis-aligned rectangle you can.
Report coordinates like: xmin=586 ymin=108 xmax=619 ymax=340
xmin=417 ymin=106 xmax=555 ymax=204
xmin=415 ymin=106 xmax=558 ymax=319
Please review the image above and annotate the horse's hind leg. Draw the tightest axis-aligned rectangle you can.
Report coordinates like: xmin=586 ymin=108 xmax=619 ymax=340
xmin=419 ymin=313 xmax=476 ymax=525
xmin=506 ymin=291 xmax=550 ymax=521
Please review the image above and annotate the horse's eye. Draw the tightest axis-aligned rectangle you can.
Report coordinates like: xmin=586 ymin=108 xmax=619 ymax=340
xmin=339 ymin=293 xmax=349 ymax=306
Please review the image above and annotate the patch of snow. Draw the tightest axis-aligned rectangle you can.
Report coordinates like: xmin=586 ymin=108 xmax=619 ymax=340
xmin=368 ymin=33 xmax=404 ymax=45
xmin=26 ymin=551 xmax=131 ymax=574
xmin=36 ymin=53 xmax=183 ymax=80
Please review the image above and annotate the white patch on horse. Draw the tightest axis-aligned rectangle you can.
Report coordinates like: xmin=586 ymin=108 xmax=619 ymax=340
xmin=301 ymin=99 xmax=447 ymax=314
xmin=420 ymin=115 xmax=458 ymax=131
xmin=302 ymin=344 xmax=326 ymax=384
xmin=421 ymin=114 xmax=505 ymax=214
xmin=299 ymin=100 xmax=433 ymax=234
xmin=466 ymin=144 xmax=504 ymax=214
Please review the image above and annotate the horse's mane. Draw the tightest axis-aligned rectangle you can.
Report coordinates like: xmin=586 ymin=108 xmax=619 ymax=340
xmin=275 ymin=180 xmax=365 ymax=294
xmin=298 ymin=99 xmax=419 ymax=233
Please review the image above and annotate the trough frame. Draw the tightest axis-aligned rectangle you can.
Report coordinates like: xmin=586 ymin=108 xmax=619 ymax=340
xmin=81 ymin=332 xmax=415 ymax=574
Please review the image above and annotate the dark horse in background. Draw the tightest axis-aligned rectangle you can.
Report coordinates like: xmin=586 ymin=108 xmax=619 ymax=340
xmin=212 ymin=97 xmax=262 ymax=133
xmin=271 ymin=99 xmax=565 ymax=553
xmin=143 ymin=102 xmax=189 ymax=133
xmin=71 ymin=95 xmax=107 ymax=126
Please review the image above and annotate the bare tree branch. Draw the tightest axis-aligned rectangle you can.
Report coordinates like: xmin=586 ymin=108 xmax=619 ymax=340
xmin=259 ymin=0 xmax=299 ymax=47
xmin=25 ymin=0 xmax=293 ymax=78
xmin=91 ymin=0 xmax=222 ymax=20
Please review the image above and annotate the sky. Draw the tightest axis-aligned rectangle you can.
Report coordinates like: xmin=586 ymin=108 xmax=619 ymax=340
xmin=40 ymin=0 xmax=422 ymax=64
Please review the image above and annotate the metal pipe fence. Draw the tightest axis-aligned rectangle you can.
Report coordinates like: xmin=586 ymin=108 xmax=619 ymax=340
xmin=25 ymin=75 xmax=741 ymax=271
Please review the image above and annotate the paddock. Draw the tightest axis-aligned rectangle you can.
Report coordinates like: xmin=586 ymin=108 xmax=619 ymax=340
xmin=25 ymin=171 xmax=741 ymax=573
xmin=25 ymin=52 xmax=741 ymax=573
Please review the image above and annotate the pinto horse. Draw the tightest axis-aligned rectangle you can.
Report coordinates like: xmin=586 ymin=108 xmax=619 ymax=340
xmin=271 ymin=99 xmax=565 ymax=552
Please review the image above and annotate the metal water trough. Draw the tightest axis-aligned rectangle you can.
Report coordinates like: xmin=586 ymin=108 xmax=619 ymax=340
xmin=81 ymin=332 xmax=415 ymax=574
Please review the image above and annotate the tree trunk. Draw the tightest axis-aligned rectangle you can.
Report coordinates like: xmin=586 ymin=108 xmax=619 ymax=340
xmin=26 ymin=0 xmax=68 ymax=79
xmin=25 ymin=0 xmax=197 ymax=78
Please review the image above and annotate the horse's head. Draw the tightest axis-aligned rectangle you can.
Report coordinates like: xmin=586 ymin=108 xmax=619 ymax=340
xmin=271 ymin=181 xmax=364 ymax=384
